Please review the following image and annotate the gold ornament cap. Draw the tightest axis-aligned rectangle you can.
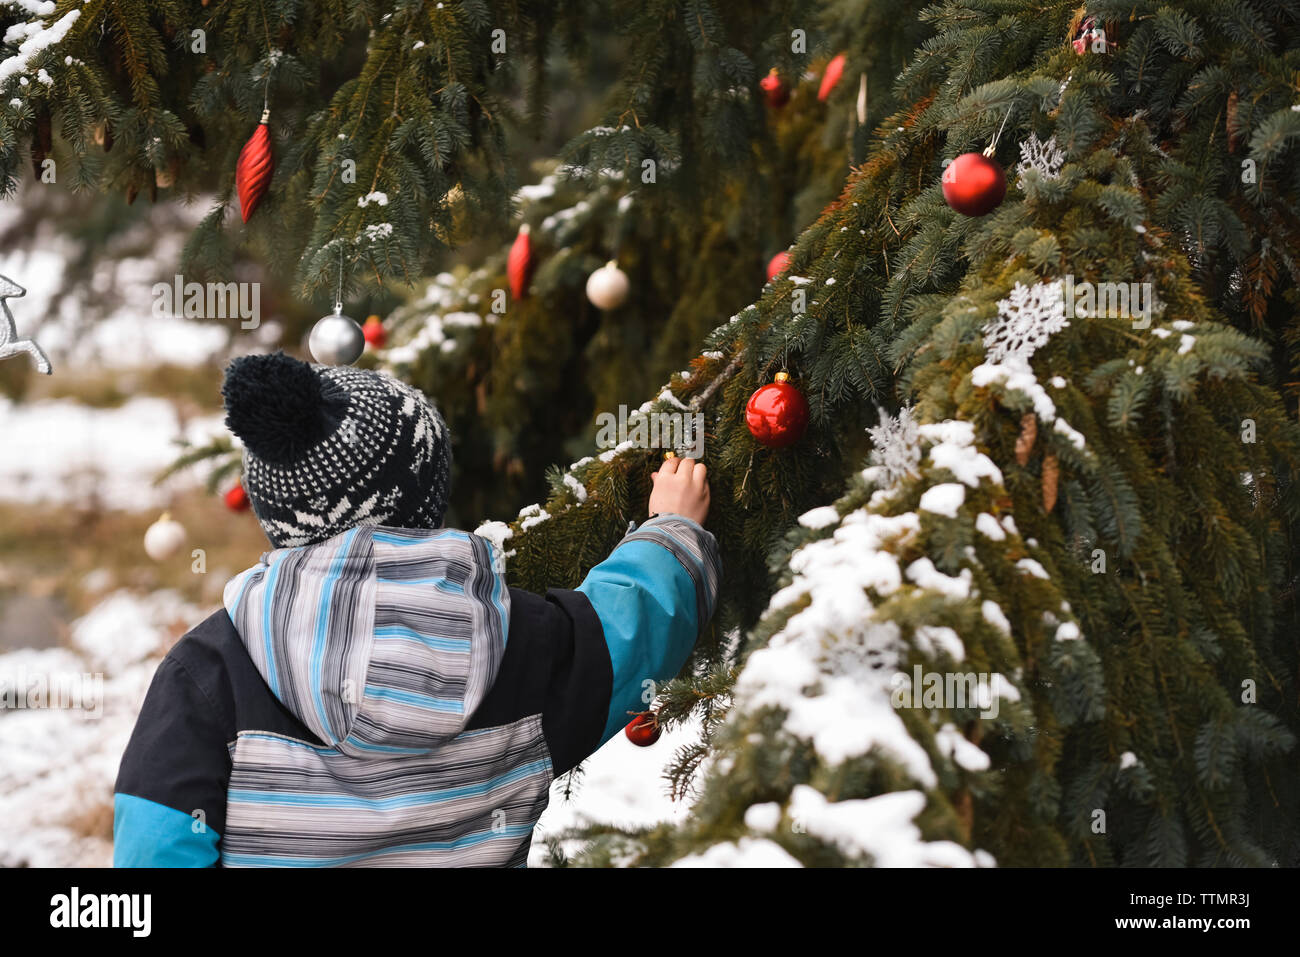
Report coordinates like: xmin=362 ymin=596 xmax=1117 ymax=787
xmin=774 ymin=371 xmax=791 ymax=383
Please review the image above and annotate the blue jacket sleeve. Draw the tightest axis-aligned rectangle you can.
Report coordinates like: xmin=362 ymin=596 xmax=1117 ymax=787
xmin=577 ymin=513 xmax=721 ymax=744
xmin=114 ymin=794 xmax=220 ymax=867
xmin=114 ymin=654 xmax=229 ymax=867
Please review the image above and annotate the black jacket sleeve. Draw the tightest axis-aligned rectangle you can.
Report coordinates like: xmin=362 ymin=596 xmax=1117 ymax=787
xmin=113 ymin=639 xmax=235 ymax=866
xmin=466 ymin=587 xmax=612 ymax=775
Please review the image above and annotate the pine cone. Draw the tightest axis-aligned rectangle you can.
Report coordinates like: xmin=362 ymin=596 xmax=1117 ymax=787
xmin=1042 ymin=453 xmax=1060 ymax=512
xmin=1226 ymin=90 xmax=1241 ymax=153
xmin=1015 ymin=413 xmax=1037 ymax=466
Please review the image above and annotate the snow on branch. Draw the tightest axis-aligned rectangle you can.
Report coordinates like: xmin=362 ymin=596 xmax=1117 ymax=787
xmin=0 ymin=7 xmax=79 ymax=91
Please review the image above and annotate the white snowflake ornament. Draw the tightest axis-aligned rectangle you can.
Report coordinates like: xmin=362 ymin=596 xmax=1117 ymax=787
xmin=1015 ymin=133 xmax=1065 ymax=188
xmin=983 ymin=280 xmax=1068 ymax=366
xmin=867 ymin=405 xmax=921 ymax=486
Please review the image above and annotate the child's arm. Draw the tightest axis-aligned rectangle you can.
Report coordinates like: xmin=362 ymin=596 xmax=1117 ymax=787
xmin=576 ymin=457 xmax=718 ymax=746
xmin=113 ymin=648 xmax=231 ymax=867
xmin=465 ymin=458 xmax=719 ymax=774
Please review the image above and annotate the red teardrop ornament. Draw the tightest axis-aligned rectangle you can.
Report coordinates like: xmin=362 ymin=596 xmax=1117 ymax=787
xmin=508 ymin=225 xmax=533 ymax=300
xmin=236 ymin=111 xmax=274 ymax=223
xmin=818 ymin=53 xmax=846 ymax=102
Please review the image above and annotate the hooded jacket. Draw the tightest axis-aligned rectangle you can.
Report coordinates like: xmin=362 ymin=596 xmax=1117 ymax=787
xmin=113 ymin=514 xmax=719 ymax=867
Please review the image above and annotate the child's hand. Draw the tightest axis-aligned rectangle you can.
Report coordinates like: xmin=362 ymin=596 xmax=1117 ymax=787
xmin=649 ymin=456 xmax=710 ymax=526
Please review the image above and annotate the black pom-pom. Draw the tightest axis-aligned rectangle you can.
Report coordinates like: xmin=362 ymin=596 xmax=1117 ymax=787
xmin=222 ymin=352 xmax=342 ymax=464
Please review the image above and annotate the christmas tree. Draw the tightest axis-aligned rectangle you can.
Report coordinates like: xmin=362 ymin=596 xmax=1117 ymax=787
xmin=6 ymin=0 xmax=1300 ymax=866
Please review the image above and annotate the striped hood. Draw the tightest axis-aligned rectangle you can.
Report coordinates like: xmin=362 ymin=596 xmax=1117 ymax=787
xmin=222 ymin=525 xmax=510 ymax=756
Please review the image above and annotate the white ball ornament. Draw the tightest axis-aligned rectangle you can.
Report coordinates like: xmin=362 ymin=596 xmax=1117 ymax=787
xmin=585 ymin=260 xmax=630 ymax=310
xmin=309 ymin=305 xmax=366 ymax=365
xmin=143 ymin=512 xmax=187 ymax=562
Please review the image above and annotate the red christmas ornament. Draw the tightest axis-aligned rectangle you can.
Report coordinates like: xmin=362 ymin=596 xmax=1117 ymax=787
xmin=941 ymin=150 xmax=1007 ymax=217
xmin=508 ymin=224 xmax=533 ymax=300
xmin=224 ymin=481 xmax=250 ymax=512
xmin=760 ymin=68 xmax=790 ymax=109
xmin=818 ymin=53 xmax=846 ymax=102
xmin=766 ymin=250 xmax=791 ymax=281
xmin=625 ymin=713 xmax=662 ymax=747
xmin=235 ymin=109 xmax=274 ymax=223
xmin=746 ymin=371 xmax=809 ymax=448
xmin=362 ymin=315 xmax=386 ymax=348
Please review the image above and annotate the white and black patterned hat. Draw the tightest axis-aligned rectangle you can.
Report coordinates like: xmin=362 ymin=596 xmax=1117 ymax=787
xmin=221 ymin=352 xmax=452 ymax=548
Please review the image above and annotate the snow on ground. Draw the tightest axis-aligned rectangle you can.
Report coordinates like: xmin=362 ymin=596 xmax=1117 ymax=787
xmin=530 ymin=717 xmax=699 ymax=866
xmin=0 ymin=590 xmax=202 ymax=868
xmin=0 ymin=396 xmax=226 ymax=508
xmin=0 ymin=190 xmax=237 ymax=369
xmin=0 ymin=241 xmax=233 ymax=369
xmin=35 ymin=298 xmax=234 ymax=370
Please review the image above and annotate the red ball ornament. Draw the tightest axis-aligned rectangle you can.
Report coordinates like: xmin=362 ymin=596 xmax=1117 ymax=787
xmin=760 ymin=68 xmax=790 ymax=109
xmin=363 ymin=315 xmax=386 ymax=348
xmin=766 ymin=250 xmax=791 ymax=281
xmin=746 ymin=371 xmax=809 ymax=448
xmin=235 ymin=109 xmax=274 ymax=223
xmin=224 ymin=481 xmax=250 ymax=512
xmin=508 ymin=224 xmax=533 ymax=300
xmin=625 ymin=713 xmax=661 ymax=747
xmin=818 ymin=53 xmax=846 ymax=102
xmin=941 ymin=150 xmax=1007 ymax=217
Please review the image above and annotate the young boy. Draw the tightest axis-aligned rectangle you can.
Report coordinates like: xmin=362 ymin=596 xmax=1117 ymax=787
xmin=113 ymin=352 xmax=718 ymax=867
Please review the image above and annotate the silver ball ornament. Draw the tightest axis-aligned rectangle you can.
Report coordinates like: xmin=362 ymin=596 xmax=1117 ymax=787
xmin=309 ymin=307 xmax=366 ymax=365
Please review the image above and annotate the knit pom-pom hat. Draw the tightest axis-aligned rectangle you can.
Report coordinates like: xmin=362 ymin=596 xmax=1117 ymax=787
xmin=221 ymin=351 xmax=452 ymax=548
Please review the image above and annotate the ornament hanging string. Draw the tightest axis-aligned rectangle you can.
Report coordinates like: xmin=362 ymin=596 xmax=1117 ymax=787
xmin=255 ymin=0 xmax=280 ymax=122
xmin=612 ymin=196 xmax=623 ymax=268
xmin=984 ymin=102 xmax=1015 ymax=158
xmin=258 ymin=45 xmax=275 ymax=129
xmin=334 ymin=243 xmax=345 ymax=314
